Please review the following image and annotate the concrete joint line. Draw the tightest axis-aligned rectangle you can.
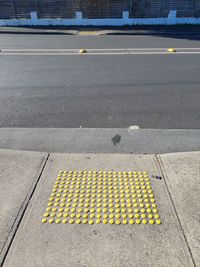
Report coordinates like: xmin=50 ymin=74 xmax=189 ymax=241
xmin=1 ymin=153 xmax=50 ymax=266
xmin=154 ymin=154 xmax=196 ymax=267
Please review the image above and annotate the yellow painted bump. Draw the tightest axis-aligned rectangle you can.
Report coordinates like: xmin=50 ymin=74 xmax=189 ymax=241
xmin=168 ymin=48 xmax=176 ymax=53
xmin=149 ymin=219 xmax=155 ymax=225
xmin=42 ymin=170 xmax=161 ymax=225
xmin=59 ymin=208 xmax=64 ymax=212
xmin=79 ymin=48 xmax=87 ymax=54
xmin=49 ymin=218 xmax=54 ymax=224
xmin=156 ymin=219 xmax=161 ymax=225
xmin=135 ymin=213 xmax=140 ymax=219
xmin=46 ymin=207 xmax=51 ymax=212
xmin=141 ymin=214 xmax=146 ymax=219
xmin=42 ymin=218 xmax=47 ymax=223
xmin=62 ymin=218 xmax=68 ymax=224
xmin=116 ymin=213 xmax=121 ymax=219
xmin=148 ymin=214 xmax=153 ymax=219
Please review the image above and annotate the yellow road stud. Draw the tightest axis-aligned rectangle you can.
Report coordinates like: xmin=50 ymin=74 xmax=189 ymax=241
xmin=168 ymin=48 xmax=176 ymax=53
xmin=79 ymin=49 xmax=87 ymax=54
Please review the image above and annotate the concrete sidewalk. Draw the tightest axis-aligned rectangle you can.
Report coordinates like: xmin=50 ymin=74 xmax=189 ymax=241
xmin=0 ymin=149 xmax=199 ymax=267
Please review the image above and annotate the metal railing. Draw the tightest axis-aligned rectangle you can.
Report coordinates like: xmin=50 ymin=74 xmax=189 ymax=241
xmin=0 ymin=0 xmax=200 ymax=19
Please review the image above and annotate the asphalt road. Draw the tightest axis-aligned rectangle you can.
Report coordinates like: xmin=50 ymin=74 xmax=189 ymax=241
xmin=1 ymin=33 xmax=200 ymax=49
xmin=0 ymin=34 xmax=200 ymax=128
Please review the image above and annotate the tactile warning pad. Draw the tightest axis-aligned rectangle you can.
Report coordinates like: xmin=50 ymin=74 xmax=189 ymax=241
xmin=41 ymin=170 xmax=161 ymax=225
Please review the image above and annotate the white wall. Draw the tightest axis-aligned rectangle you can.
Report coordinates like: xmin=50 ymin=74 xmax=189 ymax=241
xmin=0 ymin=11 xmax=200 ymax=26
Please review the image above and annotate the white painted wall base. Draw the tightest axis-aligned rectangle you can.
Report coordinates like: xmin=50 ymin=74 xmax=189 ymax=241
xmin=0 ymin=11 xmax=200 ymax=26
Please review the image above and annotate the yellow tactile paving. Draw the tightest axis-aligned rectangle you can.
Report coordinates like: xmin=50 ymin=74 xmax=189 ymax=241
xmin=42 ymin=170 xmax=161 ymax=225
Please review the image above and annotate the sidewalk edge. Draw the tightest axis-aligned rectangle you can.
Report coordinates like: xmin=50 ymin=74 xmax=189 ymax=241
xmin=0 ymin=153 xmax=50 ymax=266
xmin=155 ymin=154 xmax=196 ymax=267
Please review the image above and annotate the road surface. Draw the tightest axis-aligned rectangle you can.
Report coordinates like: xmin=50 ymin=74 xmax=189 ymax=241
xmin=0 ymin=33 xmax=200 ymax=128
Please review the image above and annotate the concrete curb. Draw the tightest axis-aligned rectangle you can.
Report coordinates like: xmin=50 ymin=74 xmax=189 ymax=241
xmin=0 ymin=128 xmax=200 ymax=154
xmin=1 ymin=26 xmax=200 ymax=36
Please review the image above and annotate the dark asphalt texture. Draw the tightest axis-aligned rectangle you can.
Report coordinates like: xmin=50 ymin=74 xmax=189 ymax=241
xmin=0 ymin=34 xmax=200 ymax=128
xmin=1 ymin=33 xmax=200 ymax=49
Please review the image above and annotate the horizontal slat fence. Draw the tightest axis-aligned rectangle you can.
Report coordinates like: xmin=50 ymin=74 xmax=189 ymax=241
xmin=0 ymin=0 xmax=200 ymax=19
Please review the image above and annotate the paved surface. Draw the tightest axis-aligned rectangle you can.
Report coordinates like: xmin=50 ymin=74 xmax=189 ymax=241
xmin=1 ymin=149 xmax=199 ymax=266
xmin=0 ymin=150 xmax=48 ymax=265
xmin=1 ymin=128 xmax=200 ymax=154
xmin=0 ymin=33 xmax=200 ymax=49
xmin=0 ymin=29 xmax=199 ymax=266
xmin=159 ymin=152 xmax=200 ymax=265
xmin=0 ymin=34 xmax=200 ymax=128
